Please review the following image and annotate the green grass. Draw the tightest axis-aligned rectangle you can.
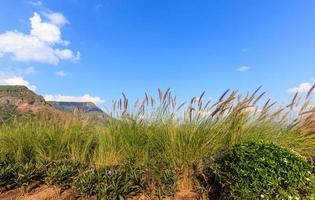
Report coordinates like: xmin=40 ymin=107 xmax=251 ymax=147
xmin=0 ymin=87 xmax=314 ymax=198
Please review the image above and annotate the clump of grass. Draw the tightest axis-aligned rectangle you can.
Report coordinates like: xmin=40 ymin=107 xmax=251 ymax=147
xmin=109 ymin=87 xmax=315 ymax=192
xmin=0 ymin=105 xmax=21 ymax=123
xmin=75 ymin=165 xmax=145 ymax=199
xmin=0 ymin=155 xmax=44 ymax=191
xmin=45 ymin=160 xmax=82 ymax=190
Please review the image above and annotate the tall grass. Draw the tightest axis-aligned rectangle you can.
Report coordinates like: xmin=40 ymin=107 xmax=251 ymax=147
xmin=0 ymin=86 xmax=314 ymax=195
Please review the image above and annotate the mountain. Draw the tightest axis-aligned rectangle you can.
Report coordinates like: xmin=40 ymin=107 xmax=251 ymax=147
xmin=47 ymin=101 xmax=108 ymax=122
xmin=0 ymin=85 xmax=45 ymax=106
xmin=0 ymin=85 xmax=108 ymax=123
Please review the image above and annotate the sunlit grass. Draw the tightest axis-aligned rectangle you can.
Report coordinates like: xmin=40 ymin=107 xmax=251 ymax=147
xmin=0 ymin=86 xmax=314 ymax=197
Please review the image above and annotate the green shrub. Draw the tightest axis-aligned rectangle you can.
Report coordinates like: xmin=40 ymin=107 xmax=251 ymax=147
xmin=75 ymin=165 xmax=145 ymax=199
xmin=203 ymin=143 xmax=315 ymax=200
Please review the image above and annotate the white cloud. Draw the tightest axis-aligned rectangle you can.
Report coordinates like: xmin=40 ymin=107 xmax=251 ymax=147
xmin=0 ymin=71 xmax=36 ymax=91
xmin=0 ymin=31 xmax=58 ymax=63
xmin=288 ymin=82 xmax=314 ymax=93
xmin=236 ymin=66 xmax=251 ymax=72
xmin=27 ymin=0 xmax=43 ymax=6
xmin=44 ymin=94 xmax=104 ymax=105
xmin=43 ymin=12 xmax=69 ymax=26
xmin=23 ymin=66 xmax=37 ymax=75
xmin=55 ymin=70 xmax=69 ymax=77
xmin=55 ymin=49 xmax=76 ymax=59
xmin=2 ymin=66 xmax=37 ymax=76
xmin=0 ymin=12 xmax=79 ymax=64
xmin=30 ymin=12 xmax=63 ymax=44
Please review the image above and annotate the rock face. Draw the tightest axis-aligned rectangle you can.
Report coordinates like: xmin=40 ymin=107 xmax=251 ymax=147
xmin=0 ymin=85 xmax=45 ymax=106
xmin=47 ymin=101 xmax=108 ymax=123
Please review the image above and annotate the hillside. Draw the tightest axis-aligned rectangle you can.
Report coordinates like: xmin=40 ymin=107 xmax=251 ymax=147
xmin=0 ymin=85 xmax=45 ymax=106
xmin=48 ymin=101 xmax=108 ymax=122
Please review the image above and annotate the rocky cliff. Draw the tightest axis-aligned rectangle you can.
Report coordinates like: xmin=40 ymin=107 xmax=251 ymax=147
xmin=0 ymin=85 xmax=46 ymax=106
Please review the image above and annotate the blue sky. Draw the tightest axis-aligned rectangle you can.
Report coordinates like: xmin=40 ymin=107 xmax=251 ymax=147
xmin=0 ymin=0 xmax=314 ymax=108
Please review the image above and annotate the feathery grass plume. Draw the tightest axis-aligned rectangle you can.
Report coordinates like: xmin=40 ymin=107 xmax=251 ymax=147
xmin=0 ymin=87 xmax=314 ymax=197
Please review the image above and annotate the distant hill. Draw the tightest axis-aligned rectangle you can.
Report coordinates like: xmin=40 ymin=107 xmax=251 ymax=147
xmin=47 ymin=101 xmax=109 ymax=123
xmin=0 ymin=85 xmax=108 ymax=123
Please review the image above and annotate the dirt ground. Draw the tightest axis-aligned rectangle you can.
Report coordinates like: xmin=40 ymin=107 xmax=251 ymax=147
xmin=0 ymin=184 xmax=95 ymax=200
xmin=0 ymin=183 xmax=200 ymax=200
